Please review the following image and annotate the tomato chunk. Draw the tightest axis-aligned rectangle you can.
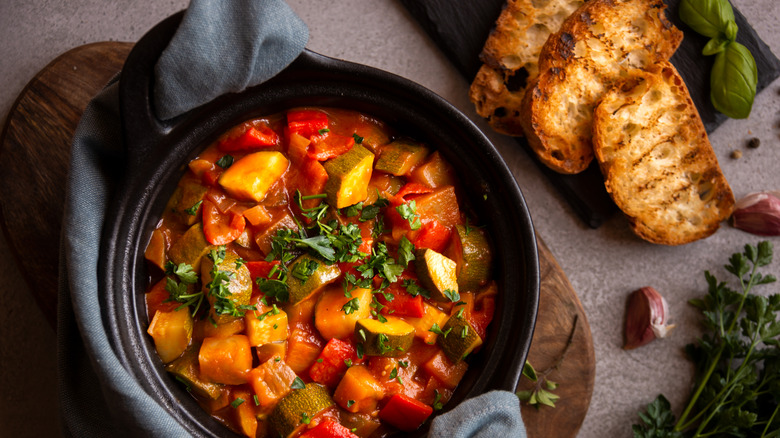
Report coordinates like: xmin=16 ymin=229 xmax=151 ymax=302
xmin=287 ymin=109 xmax=329 ymax=138
xmin=378 ymin=394 xmax=433 ymax=432
xmin=309 ymin=338 xmax=360 ymax=388
xmin=411 ymin=219 xmax=452 ymax=253
xmin=300 ymin=419 xmax=359 ymax=438
xmin=219 ymin=125 xmax=278 ymax=151
xmin=202 ymin=199 xmax=245 ymax=245
xmin=377 ymin=282 xmax=425 ymax=318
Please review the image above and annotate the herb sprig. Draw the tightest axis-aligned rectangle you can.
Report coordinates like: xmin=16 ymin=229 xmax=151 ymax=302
xmin=633 ymin=242 xmax=780 ymax=438
xmin=679 ymin=0 xmax=757 ymax=119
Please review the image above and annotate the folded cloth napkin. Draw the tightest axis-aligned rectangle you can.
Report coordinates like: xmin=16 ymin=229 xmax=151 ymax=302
xmin=57 ymin=0 xmax=525 ymax=436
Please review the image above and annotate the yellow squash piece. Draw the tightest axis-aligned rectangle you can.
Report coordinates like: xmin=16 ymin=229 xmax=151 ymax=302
xmin=415 ymin=248 xmax=459 ymax=302
xmin=147 ymin=307 xmax=193 ymax=363
xmin=404 ymin=303 xmax=450 ymax=344
xmin=315 ymin=285 xmax=373 ymax=340
xmin=218 ymin=151 xmax=289 ymax=202
xmin=323 ymin=144 xmax=374 ymax=208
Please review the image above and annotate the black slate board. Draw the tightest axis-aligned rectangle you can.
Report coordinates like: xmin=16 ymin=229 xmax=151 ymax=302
xmin=399 ymin=0 xmax=780 ymax=228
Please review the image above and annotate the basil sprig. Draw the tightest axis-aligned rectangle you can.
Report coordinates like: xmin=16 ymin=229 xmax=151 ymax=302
xmin=679 ymin=0 xmax=757 ymax=119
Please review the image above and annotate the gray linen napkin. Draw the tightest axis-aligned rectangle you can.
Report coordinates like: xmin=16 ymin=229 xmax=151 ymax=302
xmin=57 ymin=0 xmax=526 ymax=436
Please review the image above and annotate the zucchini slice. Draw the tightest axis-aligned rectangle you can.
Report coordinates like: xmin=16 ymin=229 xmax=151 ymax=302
xmin=415 ymin=248 xmax=459 ymax=302
xmin=323 ymin=144 xmax=375 ymax=209
xmin=449 ymin=224 xmax=492 ymax=292
xmin=437 ymin=315 xmax=483 ymax=362
xmin=374 ymin=139 xmax=429 ymax=176
xmin=270 ymin=383 xmax=334 ymax=438
xmin=166 ymin=344 xmax=225 ymax=400
xmin=201 ymin=251 xmax=252 ymax=324
xmin=355 ymin=318 xmax=415 ymax=357
xmin=167 ymin=223 xmax=214 ymax=272
xmin=286 ymin=254 xmax=341 ymax=305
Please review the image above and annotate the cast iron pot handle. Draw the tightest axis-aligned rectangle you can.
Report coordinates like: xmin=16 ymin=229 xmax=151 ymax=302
xmin=119 ymin=12 xmax=184 ymax=172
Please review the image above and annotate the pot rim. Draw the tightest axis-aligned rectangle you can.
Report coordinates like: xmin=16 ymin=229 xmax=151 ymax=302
xmin=99 ymin=11 xmax=540 ymax=437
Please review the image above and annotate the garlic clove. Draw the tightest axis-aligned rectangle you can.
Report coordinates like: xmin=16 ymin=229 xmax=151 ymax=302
xmin=730 ymin=191 xmax=780 ymax=236
xmin=623 ymin=286 xmax=675 ymax=350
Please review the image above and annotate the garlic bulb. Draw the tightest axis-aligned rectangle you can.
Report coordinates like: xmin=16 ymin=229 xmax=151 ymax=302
xmin=624 ymin=286 xmax=676 ymax=350
xmin=730 ymin=191 xmax=780 ymax=236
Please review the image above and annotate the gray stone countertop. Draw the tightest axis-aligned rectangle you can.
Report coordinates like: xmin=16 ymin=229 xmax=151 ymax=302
xmin=1 ymin=0 xmax=778 ymax=436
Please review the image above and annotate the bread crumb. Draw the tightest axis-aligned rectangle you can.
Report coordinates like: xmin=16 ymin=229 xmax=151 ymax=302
xmin=731 ymin=150 xmax=743 ymax=159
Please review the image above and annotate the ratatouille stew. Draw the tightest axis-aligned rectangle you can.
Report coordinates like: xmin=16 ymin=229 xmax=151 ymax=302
xmin=144 ymin=107 xmax=496 ymax=437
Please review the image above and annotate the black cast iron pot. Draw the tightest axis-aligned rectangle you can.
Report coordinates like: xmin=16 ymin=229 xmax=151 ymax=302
xmin=99 ymin=11 xmax=539 ymax=437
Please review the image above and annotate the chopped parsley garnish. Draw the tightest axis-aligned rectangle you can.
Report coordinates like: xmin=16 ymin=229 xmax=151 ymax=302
xmin=291 ymin=377 xmax=306 ymax=390
xmin=318 ymin=128 xmax=330 ymax=135
xmin=397 ymin=236 xmax=416 ymax=266
xmin=396 ymin=200 xmax=422 ymax=230
xmin=291 ymin=259 xmax=319 ymax=282
xmin=352 ymin=133 xmax=364 ymax=144
xmin=230 ymin=398 xmax=244 ymax=408
xmin=341 ymin=297 xmax=361 ymax=315
xmin=402 ymin=279 xmax=430 ymax=299
xmin=347 ymin=400 xmax=356 ymax=408
xmin=443 ymin=289 xmax=460 ymax=302
xmin=184 ymin=200 xmax=202 ymax=216
xmin=215 ymin=155 xmax=234 ymax=169
xmin=429 ymin=323 xmax=452 ymax=338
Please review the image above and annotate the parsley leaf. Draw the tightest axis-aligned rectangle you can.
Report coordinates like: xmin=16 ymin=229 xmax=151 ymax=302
xmin=397 ymin=236 xmax=416 ymax=267
xmin=215 ymin=155 xmax=234 ymax=169
xmin=184 ymin=200 xmax=202 ymax=216
xmin=396 ymin=200 xmax=421 ymax=230
xmin=290 ymin=377 xmax=306 ymax=390
xmin=341 ymin=297 xmax=361 ymax=315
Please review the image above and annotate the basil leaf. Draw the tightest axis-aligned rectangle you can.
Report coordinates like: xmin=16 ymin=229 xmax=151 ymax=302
xmin=679 ymin=0 xmax=735 ymax=38
xmin=702 ymin=36 xmax=729 ymax=56
xmin=710 ymin=42 xmax=757 ymax=119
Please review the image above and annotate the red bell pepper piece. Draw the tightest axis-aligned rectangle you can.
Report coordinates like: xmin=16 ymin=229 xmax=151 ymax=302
xmin=392 ymin=182 xmax=433 ymax=204
xmin=299 ymin=419 xmax=358 ymax=438
xmin=218 ymin=125 xmax=278 ymax=151
xmin=379 ymin=394 xmax=433 ymax=432
xmin=411 ymin=219 xmax=452 ymax=253
xmin=309 ymin=338 xmax=360 ymax=387
xmin=308 ymin=134 xmax=355 ymax=161
xmin=145 ymin=277 xmax=180 ymax=317
xmin=287 ymin=109 xmax=329 ymax=138
xmin=377 ymin=282 xmax=425 ymax=318
xmin=202 ymin=199 xmax=246 ymax=245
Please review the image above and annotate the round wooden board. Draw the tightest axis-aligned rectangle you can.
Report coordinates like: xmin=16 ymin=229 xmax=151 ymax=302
xmin=0 ymin=42 xmax=595 ymax=437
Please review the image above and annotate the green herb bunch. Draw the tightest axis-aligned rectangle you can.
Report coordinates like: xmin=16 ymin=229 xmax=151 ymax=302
xmin=679 ymin=0 xmax=758 ymax=119
xmin=634 ymin=242 xmax=780 ymax=438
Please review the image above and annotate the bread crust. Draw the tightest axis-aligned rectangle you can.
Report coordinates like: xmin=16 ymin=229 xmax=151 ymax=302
xmin=520 ymin=0 xmax=683 ymax=174
xmin=592 ymin=62 xmax=735 ymax=245
xmin=469 ymin=0 xmax=585 ymax=136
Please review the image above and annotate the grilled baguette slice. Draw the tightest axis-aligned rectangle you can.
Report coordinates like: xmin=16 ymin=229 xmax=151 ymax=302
xmin=469 ymin=0 xmax=585 ymax=136
xmin=521 ymin=0 xmax=683 ymax=174
xmin=592 ymin=63 xmax=735 ymax=245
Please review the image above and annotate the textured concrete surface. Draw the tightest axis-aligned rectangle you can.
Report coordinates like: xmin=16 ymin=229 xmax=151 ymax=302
xmin=1 ymin=0 xmax=778 ymax=437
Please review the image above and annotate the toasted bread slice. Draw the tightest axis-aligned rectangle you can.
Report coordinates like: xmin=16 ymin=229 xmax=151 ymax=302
xmin=592 ymin=63 xmax=735 ymax=245
xmin=469 ymin=0 xmax=585 ymax=136
xmin=520 ymin=0 xmax=683 ymax=174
